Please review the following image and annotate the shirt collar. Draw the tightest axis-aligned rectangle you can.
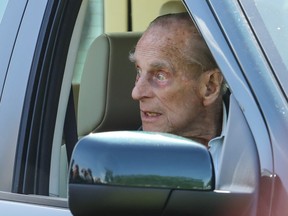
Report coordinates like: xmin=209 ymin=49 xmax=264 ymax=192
xmin=208 ymin=102 xmax=227 ymax=146
xmin=219 ymin=101 xmax=227 ymax=137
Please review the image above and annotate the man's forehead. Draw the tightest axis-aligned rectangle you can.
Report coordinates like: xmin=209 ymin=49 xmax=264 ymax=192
xmin=140 ymin=25 xmax=192 ymax=53
xmin=133 ymin=48 xmax=172 ymax=67
xmin=136 ymin=31 xmax=181 ymax=55
xmin=135 ymin=38 xmax=174 ymax=58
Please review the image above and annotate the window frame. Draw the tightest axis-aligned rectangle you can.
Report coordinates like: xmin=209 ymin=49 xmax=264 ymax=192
xmin=184 ymin=0 xmax=277 ymax=214
xmin=0 ymin=0 xmax=28 ymax=101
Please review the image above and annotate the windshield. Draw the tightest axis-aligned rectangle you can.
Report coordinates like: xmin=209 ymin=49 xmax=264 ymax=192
xmin=0 ymin=0 xmax=9 ymax=24
xmin=240 ymin=0 xmax=288 ymax=96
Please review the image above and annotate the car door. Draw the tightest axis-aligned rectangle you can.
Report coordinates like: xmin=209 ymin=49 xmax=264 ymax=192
xmin=184 ymin=0 xmax=288 ymax=215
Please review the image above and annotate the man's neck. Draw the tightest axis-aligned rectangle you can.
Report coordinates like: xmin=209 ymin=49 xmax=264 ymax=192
xmin=184 ymin=102 xmax=223 ymax=147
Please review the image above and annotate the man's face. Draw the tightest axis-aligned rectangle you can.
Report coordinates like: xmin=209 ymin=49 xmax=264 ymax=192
xmin=131 ymin=28 xmax=205 ymax=137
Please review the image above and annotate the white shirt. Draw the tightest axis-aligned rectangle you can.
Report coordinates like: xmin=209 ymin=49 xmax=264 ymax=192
xmin=208 ymin=103 xmax=227 ymax=182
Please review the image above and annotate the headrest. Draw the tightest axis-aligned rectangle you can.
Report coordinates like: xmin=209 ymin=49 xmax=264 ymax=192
xmin=159 ymin=1 xmax=187 ymax=15
xmin=77 ymin=32 xmax=142 ymax=137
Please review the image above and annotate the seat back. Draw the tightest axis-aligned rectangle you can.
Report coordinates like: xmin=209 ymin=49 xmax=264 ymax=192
xmin=77 ymin=32 xmax=142 ymax=137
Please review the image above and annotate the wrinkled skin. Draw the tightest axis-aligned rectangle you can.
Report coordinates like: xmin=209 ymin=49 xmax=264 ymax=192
xmin=131 ymin=21 xmax=223 ymax=146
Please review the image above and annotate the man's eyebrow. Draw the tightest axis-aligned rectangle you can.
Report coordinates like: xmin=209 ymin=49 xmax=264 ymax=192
xmin=150 ymin=61 xmax=168 ymax=68
xmin=150 ymin=60 xmax=175 ymax=73
xmin=128 ymin=52 xmax=175 ymax=73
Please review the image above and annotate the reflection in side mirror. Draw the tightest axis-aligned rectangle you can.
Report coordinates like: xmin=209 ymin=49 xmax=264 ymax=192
xmin=68 ymin=131 xmax=214 ymax=215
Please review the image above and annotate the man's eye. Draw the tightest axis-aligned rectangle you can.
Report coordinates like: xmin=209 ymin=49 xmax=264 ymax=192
xmin=135 ymin=68 xmax=141 ymax=82
xmin=155 ymin=72 xmax=167 ymax=81
xmin=137 ymin=68 xmax=142 ymax=76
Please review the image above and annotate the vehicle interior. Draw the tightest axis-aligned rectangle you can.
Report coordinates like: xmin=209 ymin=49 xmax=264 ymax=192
xmin=2 ymin=0 xmax=286 ymax=215
xmin=49 ymin=3 xmax=260 ymax=213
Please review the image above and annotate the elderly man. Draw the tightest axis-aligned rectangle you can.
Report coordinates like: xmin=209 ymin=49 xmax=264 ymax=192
xmin=129 ymin=12 xmax=227 ymax=171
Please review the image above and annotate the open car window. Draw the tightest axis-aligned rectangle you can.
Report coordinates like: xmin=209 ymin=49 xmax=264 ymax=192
xmin=50 ymin=0 xmax=187 ymax=198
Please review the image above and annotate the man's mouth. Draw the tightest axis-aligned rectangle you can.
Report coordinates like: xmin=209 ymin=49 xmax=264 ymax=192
xmin=140 ymin=110 xmax=163 ymax=127
xmin=144 ymin=111 xmax=160 ymax=117
xmin=142 ymin=111 xmax=161 ymax=118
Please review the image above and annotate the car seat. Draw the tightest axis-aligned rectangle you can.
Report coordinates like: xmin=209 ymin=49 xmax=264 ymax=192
xmin=77 ymin=32 xmax=142 ymax=137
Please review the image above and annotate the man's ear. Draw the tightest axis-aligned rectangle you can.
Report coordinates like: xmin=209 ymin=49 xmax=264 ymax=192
xmin=199 ymin=69 xmax=223 ymax=106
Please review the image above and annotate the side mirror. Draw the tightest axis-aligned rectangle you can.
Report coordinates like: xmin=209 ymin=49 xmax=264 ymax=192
xmin=68 ymin=131 xmax=214 ymax=215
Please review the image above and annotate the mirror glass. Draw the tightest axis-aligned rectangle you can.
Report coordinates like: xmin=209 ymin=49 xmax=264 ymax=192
xmin=69 ymin=131 xmax=214 ymax=190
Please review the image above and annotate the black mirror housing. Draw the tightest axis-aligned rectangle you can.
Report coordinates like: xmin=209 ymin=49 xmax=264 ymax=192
xmin=68 ymin=131 xmax=214 ymax=215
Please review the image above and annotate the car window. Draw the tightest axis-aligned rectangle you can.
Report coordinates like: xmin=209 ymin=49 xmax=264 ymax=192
xmin=51 ymin=0 xmax=185 ymax=198
xmin=0 ymin=0 xmax=9 ymax=24
xmin=240 ymin=0 xmax=288 ymax=96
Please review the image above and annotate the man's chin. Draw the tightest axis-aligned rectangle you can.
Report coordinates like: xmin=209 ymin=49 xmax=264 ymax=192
xmin=142 ymin=124 xmax=166 ymax=133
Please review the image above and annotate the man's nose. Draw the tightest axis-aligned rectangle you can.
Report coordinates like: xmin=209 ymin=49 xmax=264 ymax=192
xmin=131 ymin=75 xmax=151 ymax=101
